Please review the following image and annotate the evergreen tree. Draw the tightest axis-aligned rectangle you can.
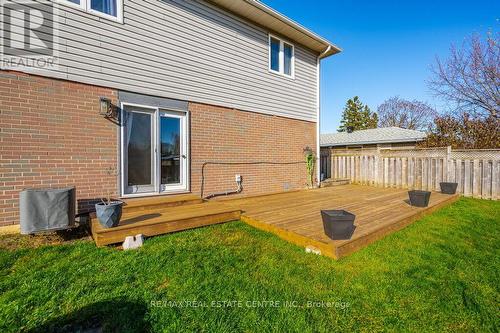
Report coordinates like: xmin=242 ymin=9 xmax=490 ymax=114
xmin=338 ymin=96 xmax=378 ymax=132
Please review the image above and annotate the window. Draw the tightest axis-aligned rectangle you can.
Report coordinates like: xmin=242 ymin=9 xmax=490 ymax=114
xmin=62 ymin=0 xmax=84 ymax=9
xmin=60 ymin=0 xmax=122 ymax=22
xmin=270 ymin=37 xmax=280 ymax=72
xmin=90 ymin=0 xmax=118 ymax=18
xmin=283 ymin=43 xmax=293 ymax=76
xmin=268 ymin=35 xmax=294 ymax=78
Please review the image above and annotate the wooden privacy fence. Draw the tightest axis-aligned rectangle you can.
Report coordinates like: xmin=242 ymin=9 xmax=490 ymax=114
xmin=323 ymin=147 xmax=500 ymax=200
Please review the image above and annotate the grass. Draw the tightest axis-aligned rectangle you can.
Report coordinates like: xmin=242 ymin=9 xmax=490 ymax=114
xmin=0 ymin=197 xmax=499 ymax=332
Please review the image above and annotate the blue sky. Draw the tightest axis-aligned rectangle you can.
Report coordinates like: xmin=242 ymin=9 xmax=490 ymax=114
xmin=262 ymin=0 xmax=499 ymax=133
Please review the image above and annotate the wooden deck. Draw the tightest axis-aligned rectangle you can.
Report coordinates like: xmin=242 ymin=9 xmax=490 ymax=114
xmin=224 ymin=185 xmax=459 ymax=259
xmin=91 ymin=186 xmax=458 ymax=258
xmin=91 ymin=195 xmax=240 ymax=246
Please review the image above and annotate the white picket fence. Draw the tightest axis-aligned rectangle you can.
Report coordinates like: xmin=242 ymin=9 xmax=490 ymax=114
xmin=322 ymin=147 xmax=500 ymax=200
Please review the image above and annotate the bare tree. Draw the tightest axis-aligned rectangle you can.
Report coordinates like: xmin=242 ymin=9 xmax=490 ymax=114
xmin=428 ymin=32 xmax=499 ymax=118
xmin=420 ymin=113 xmax=500 ymax=149
xmin=377 ymin=97 xmax=436 ymax=130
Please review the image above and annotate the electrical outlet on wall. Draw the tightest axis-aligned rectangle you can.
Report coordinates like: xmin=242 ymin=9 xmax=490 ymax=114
xmin=235 ymin=174 xmax=242 ymax=182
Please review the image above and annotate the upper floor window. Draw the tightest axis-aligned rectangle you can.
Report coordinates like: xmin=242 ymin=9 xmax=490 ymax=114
xmin=268 ymin=35 xmax=294 ymax=78
xmin=90 ymin=0 xmax=118 ymax=17
xmin=61 ymin=0 xmax=122 ymax=22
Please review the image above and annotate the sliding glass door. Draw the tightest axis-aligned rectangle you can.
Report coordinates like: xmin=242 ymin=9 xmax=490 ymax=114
xmin=159 ymin=111 xmax=187 ymax=192
xmin=122 ymin=105 xmax=188 ymax=196
xmin=122 ymin=107 xmax=156 ymax=194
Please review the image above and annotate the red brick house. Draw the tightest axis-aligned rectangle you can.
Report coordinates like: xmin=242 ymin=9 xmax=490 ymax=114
xmin=0 ymin=0 xmax=340 ymax=225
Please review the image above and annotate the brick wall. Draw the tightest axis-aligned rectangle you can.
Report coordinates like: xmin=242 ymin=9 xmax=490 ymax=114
xmin=189 ymin=102 xmax=316 ymax=199
xmin=0 ymin=71 xmax=317 ymax=226
xmin=0 ymin=71 xmax=118 ymax=226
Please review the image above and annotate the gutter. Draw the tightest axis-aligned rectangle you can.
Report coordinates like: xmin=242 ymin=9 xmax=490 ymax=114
xmin=244 ymin=0 xmax=342 ymax=55
xmin=318 ymin=45 xmax=333 ymax=60
xmin=316 ymin=45 xmax=332 ymax=184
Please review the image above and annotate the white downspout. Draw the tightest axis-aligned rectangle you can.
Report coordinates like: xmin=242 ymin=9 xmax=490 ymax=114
xmin=316 ymin=45 xmax=331 ymax=187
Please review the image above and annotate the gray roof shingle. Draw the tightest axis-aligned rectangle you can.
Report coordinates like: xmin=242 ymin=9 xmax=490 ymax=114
xmin=320 ymin=127 xmax=427 ymax=147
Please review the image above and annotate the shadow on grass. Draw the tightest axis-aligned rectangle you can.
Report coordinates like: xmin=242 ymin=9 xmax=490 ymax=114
xmin=53 ymin=224 xmax=92 ymax=241
xmin=27 ymin=298 xmax=150 ymax=333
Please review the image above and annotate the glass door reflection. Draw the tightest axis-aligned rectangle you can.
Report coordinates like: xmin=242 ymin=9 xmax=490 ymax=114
xmin=160 ymin=115 xmax=181 ymax=186
xmin=123 ymin=107 xmax=155 ymax=194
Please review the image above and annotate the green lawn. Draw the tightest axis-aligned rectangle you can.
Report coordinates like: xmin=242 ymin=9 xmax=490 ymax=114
xmin=0 ymin=198 xmax=499 ymax=332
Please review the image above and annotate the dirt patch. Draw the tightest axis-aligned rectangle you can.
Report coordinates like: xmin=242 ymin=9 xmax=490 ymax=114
xmin=156 ymin=277 xmax=171 ymax=291
xmin=0 ymin=224 xmax=92 ymax=251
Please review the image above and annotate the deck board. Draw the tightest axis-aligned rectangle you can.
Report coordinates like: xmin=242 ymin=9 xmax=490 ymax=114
xmin=91 ymin=185 xmax=458 ymax=258
xmin=224 ymin=184 xmax=459 ymax=259
xmin=121 ymin=194 xmax=203 ymax=213
xmin=91 ymin=201 xmax=241 ymax=246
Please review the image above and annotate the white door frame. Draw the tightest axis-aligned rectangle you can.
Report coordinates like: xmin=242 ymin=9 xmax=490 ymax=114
xmin=158 ymin=109 xmax=189 ymax=193
xmin=120 ymin=102 xmax=189 ymax=198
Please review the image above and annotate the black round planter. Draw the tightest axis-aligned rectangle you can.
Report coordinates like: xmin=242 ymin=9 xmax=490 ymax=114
xmin=440 ymin=182 xmax=458 ymax=194
xmin=408 ymin=190 xmax=431 ymax=207
xmin=320 ymin=210 xmax=356 ymax=240
xmin=95 ymin=201 xmax=123 ymax=228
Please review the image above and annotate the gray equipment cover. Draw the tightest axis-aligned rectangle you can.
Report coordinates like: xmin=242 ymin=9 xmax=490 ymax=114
xmin=19 ymin=187 xmax=76 ymax=234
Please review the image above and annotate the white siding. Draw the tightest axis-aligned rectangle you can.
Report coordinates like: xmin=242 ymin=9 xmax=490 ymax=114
xmin=3 ymin=0 xmax=319 ymax=122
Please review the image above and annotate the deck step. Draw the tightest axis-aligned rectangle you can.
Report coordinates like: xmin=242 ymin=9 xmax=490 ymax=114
xmin=122 ymin=194 xmax=203 ymax=214
xmin=91 ymin=202 xmax=240 ymax=246
xmin=321 ymin=178 xmax=350 ymax=187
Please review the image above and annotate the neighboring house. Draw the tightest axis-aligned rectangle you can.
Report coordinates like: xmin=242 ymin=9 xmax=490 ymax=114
xmin=320 ymin=127 xmax=427 ymax=179
xmin=0 ymin=0 xmax=340 ymax=225
xmin=321 ymin=127 xmax=427 ymax=150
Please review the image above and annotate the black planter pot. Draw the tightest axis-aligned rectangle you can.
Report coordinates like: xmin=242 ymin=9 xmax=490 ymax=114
xmin=320 ymin=210 xmax=356 ymax=240
xmin=95 ymin=201 xmax=123 ymax=228
xmin=440 ymin=182 xmax=458 ymax=194
xmin=408 ymin=190 xmax=431 ymax=207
